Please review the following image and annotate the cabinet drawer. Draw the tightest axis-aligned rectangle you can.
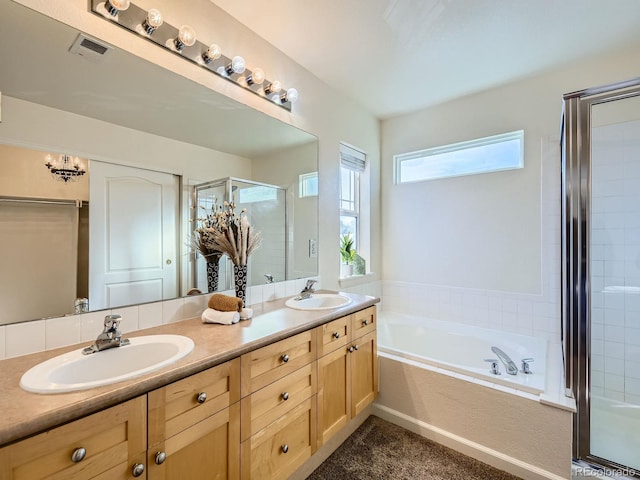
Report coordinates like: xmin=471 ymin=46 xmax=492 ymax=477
xmin=241 ymin=397 xmax=316 ymax=480
xmin=0 ymin=396 xmax=146 ymax=480
xmin=241 ymin=363 xmax=316 ymax=441
xmin=317 ymin=315 xmax=351 ymax=356
xmin=352 ymin=306 xmax=376 ymax=339
xmin=148 ymin=358 xmax=240 ymax=446
xmin=241 ymin=330 xmax=316 ymax=397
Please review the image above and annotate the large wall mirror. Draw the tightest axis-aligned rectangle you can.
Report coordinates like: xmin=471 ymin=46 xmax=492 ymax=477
xmin=0 ymin=1 xmax=318 ymax=326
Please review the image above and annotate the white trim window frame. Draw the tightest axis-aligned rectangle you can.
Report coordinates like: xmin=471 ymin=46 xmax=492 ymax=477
xmin=394 ymin=129 xmax=524 ymax=184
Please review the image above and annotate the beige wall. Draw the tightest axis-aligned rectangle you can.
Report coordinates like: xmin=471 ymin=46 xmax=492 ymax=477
xmin=13 ymin=0 xmax=382 ymax=292
xmin=381 ymin=46 xmax=640 ymax=295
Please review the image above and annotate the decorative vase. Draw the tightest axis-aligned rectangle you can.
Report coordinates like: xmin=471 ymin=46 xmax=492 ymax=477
xmin=234 ymin=264 xmax=248 ymax=307
xmin=206 ymin=260 xmax=220 ymax=293
xmin=341 ymin=263 xmax=353 ymax=278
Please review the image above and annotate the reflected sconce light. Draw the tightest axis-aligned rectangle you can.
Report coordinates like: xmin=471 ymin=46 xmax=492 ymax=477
xmin=141 ymin=8 xmax=163 ymax=35
xmin=91 ymin=0 xmax=299 ymax=111
xmin=44 ymin=154 xmax=86 ymax=183
xmin=104 ymin=0 xmax=130 ymax=16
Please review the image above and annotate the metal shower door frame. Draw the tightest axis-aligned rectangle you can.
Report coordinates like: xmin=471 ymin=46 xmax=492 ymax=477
xmin=562 ymin=77 xmax=640 ymax=472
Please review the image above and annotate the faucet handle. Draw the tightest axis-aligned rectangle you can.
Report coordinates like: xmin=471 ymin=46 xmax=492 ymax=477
xmin=104 ymin=314 xmax=122 ymax=331
xmin=521 ymin=358 xmax=534 ymax=374
xmin=305 ymin=279 xmax=317 ymax=289
xmin=484 ymin=359 xmax=501 ymax=375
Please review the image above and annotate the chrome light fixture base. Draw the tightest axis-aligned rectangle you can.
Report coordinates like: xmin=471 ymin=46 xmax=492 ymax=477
xmin=91 ymin=0 xmax=296 ymax=111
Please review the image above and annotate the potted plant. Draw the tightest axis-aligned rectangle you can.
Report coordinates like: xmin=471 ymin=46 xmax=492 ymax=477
xmin=192 ymin=204 xmax=224 ymax=293
xmin=340 ymin=234 xmax=357 ymax=277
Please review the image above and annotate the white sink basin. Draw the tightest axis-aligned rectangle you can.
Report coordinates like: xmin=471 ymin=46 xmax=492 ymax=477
xmin=20 ymin=335 xmax=194 ymax=394
xmin=285 ymin=293 xmax=352 ymax=311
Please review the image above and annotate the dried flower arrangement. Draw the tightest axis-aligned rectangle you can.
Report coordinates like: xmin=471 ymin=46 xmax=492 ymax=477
xmin=192 ymin=204 xmax=224 ymax=265
xmin=195 ymin=201 xmax=262 ymax=266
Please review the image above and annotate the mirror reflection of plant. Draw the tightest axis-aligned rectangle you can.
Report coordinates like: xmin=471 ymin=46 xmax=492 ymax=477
xmin=340 ymin=234 xmax=357 ymax=265
xmin=202 ymin=201 xmax=262 ymax=266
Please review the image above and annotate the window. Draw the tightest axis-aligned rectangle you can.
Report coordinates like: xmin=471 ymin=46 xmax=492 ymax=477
xmin=394 ymin=130 xmax=524 ymax=184
xmin=299 ymin=171 xmax=318 ymax=198
xmin=340 ymin=144 xmax=366 ymax=251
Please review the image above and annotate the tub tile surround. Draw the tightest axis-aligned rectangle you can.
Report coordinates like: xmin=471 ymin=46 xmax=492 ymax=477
xmin=0 ymin=277 xmax=320 ymax=360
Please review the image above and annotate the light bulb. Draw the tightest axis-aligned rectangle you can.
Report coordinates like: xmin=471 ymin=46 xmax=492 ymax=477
xmin=281 ymin=87 xmax=299 ymax=103
xmin=105 ymin=0 xmax=130 ymax=16
xmin=142 ymin=8 xmax=163 ymax=34
xmin=246 ymin=67 xmax=265 ymax=86
xmin=175 ymin=25 xmax=196 ymax=51
xmin=225 ymin=56 xmax=246 ymax=75
xmin=264 ymin=80 xmax=282 ymax=95
xmin=202 ymin=44 xmax=221 ymax=64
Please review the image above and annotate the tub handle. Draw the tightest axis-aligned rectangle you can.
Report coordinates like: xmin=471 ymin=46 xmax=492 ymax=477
xmin=484 ymin=359 xmax=501 ymax=375
xmin=521 ymin=358 xmax=534 ymax=374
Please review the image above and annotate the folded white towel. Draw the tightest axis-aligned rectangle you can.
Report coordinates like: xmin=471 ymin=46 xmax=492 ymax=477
xmin=239 ymin=308 xmax=253 ymax=320
xmin=202 ymin=308 xmax=239 ymax=325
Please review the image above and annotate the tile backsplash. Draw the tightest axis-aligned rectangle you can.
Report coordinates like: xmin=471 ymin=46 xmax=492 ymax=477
xmin=0 ymin=276 xmax=320 ymax=360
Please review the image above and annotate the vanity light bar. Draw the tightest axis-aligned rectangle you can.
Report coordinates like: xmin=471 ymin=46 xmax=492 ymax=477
xmin=90 ymin=0 xmax=297 ymax=111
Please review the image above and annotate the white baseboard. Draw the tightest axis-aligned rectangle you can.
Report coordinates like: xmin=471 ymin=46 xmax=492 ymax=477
xmin=372 ymin=403 xmax=570 ymax=480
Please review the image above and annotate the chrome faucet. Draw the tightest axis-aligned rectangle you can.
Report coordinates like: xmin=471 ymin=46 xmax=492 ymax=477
xmin=82 ymin=314 xmax=130 ymax=355
xmin=297 ymin=279 xmax=318 ymax=299
xmin=491 ymin=346 xmax=518 ymax=375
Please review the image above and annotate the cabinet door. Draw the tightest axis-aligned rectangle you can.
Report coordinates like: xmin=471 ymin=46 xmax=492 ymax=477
xmin=317 ymin=345 xmax=351 ymax=446
xmin=350 ymin=330 xmax=378 ymax=418
xmin=241 ymin=397 xmax=316 ymax=480
xmin=0 ymin=396 xmax=146 ymax=480
xmin=148 ymin=403 xmax=240 ymax=480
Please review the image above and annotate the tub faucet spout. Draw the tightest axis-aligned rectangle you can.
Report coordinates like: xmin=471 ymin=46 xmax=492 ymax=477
xmin=491 ymin=346 xmax=518 ymax=375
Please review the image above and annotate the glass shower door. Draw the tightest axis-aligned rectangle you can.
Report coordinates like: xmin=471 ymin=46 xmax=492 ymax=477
xmin=589 ymin=96 xmax=640 ymax=471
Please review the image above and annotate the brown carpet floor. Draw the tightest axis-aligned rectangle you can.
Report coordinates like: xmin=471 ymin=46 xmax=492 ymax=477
xmin=306 ymin=416 xmax=522 ymax=480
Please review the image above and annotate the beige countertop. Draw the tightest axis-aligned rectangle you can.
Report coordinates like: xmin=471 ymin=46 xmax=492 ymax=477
xmin=0 ymin=291 xmax=379 ymax=446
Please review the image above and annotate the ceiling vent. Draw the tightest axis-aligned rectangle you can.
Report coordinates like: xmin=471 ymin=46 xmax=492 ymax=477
xmin=69 ymin=33 xmax=113 ymax=63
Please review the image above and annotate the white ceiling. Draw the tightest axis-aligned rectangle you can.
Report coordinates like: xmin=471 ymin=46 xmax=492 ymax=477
xmin=211 ymin=0 xmax=640 ymax=119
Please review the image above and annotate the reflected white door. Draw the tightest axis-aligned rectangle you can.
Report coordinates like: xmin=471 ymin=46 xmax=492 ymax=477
xmin=89 ymin=161 xmax=178 ymax=310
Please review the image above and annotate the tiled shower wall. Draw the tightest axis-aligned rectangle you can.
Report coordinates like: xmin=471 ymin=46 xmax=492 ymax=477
xmin=590 ymin=120 xmax=640 ymax=405
xmin=381 ymin=137 xmax=562 ymax=346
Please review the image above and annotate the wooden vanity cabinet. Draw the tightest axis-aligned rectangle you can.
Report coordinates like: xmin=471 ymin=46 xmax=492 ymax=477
xmin=147 ymin=358 xmax=241 ymax=480
xmin=240 ymin=330 xmax=317 ymax=480
xmin=0 ymin=396 xmax=146 ymax=480
xmin=317 ymin=306 xmax=378 ymax=447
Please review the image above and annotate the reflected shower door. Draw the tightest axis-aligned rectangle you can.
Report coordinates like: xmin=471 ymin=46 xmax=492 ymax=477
xmin=589 ymin=95 xmax=640 ymax=471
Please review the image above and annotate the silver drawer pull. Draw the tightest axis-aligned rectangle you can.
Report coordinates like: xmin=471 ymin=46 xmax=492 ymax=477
xmin=353 ymin=344 xmax=359 ymax=351
xmin=71 ymin=447 xmax=86 ymax=463
xmin=348 ymin=346 xmax=354 ymax=353
xmin=281 ymin=444 xmax=289 ymax=454
xmin=281 ymin=354 xmax=289 ymax=363
xmin=196 ymin=392 xmax=207 ymax=404
xmin=281 ymin=392 xmax=289 ymax=401
xmin=362 ymin=319 xmax=369 ymax=326
xmin=333 ymin=331 xmax=340 ymax=339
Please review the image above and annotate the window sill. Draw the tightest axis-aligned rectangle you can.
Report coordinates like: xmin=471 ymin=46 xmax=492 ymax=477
xmin=338 ymin=272 xmax=377 ymax=289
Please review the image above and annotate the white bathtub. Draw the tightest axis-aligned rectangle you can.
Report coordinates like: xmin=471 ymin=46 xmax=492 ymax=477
xmin=377 ymin=311 xmax=547 ymax=395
